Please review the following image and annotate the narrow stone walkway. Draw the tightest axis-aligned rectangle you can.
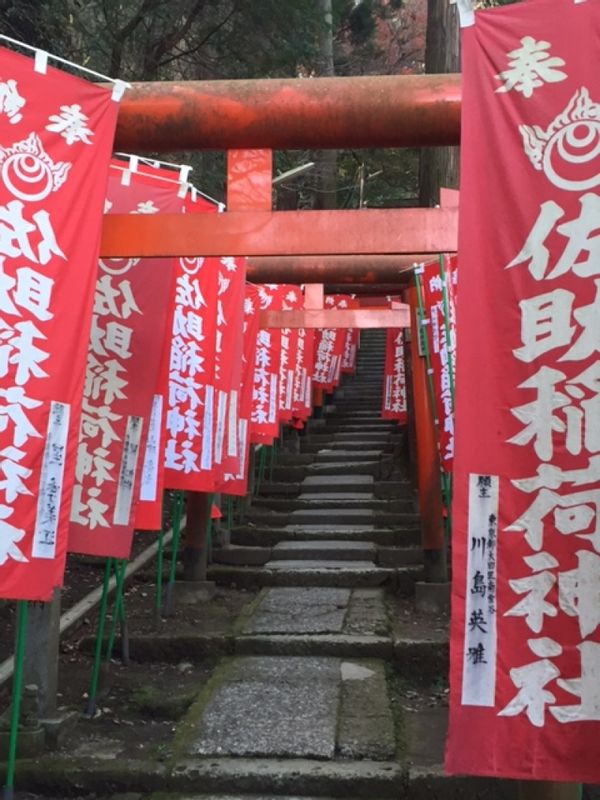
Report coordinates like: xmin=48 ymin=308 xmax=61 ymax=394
xmin=163 ymin=330 xmax=427 ymax=798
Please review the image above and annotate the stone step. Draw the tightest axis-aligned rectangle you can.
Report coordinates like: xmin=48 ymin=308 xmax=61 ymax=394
xmin=208 ymin=563 xmax=420 ymax=592
xmin=12 ymin=755 xmax=513 ymax=799
xmin=302 ymin=474 xmax=374 ymax=492
xmin=182 ymin=655 xmax=396 ymax=761
xmin=214 ymin=543 xmax=422 ymax=569
xmin=145 ymin=758 xmax=405 ymax=798
xmin=268 ymin=461 xmax=380 ymax=482
xmin=246 ymin=508 xmax=419 ymax=528
xmin=333 ymin=432 xmax=392 ymax=442
xmin=331 ymin=411 xmax=389 ymax=419
xmin=212 ymin=545 xmax=272 ymax=566
xmin=336 ymin=383 xmax=382 ymax=390
xmin=312 ymin=450 xmax=385 ymax=463
xmin=377 ymin=546 xmax=422 ymax=567
xmin=301 ymin=441 xmax=392 ymax=453
xmin=235 ymin=633 xmax=393 ymax=659
xmin=153 ymin=795 xmax=379 ymax=800
xmin=252 ymin=497 xmax=415 ymax=513
xmin=232 ymin=525 xmax=421 ymax=548
xmin=306 ymin=432 xmax=390 ymax=444
xmin=246 ymin=508 xmax=420 ymax=527
xmin=241 ymin=586 xmax=385 ymax=635
xmin=324 ymin=423 xmax=397 ymax=432
xmin=271 ymin=540 xmax=377 ymax=561
xmin=336 ymin=394 xmax=382 ymax=403
xmin=334 ymin=400 xmax=382 ymax=408
xmin=300 ymin=492 xmax=375 ymax=500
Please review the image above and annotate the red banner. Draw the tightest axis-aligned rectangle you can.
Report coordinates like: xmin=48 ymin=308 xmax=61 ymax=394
xmin=213 ymin=256 xmax=246 ymax=476
xmin=447 ymin=1 xmax=600 ymax=782
xmin=68 ymin=163 xmax=176 ymax=558
xmin=341 ymin=328 xmax=359 ymax=374
xmin=218 ymin=283 xmax=260 ymax=495
xmin=163 ymin=194 xmax=220 ymax=491
xmin=292 ymin=327 xmax=315 ymax=422
xmin=250 ymin=284 xmax=284 ymax=444
xmin=279 ymin=286 xmax=303 ymax=422
xmin=418 ymin=256 xmax=456 ymax=471
xmin=0 ymin=48 xmax=120 ymax=600
xmin=381 ymin=328 xmax=407 ymax=423
xmin=313 ymin=295 xmax=355 ymax=392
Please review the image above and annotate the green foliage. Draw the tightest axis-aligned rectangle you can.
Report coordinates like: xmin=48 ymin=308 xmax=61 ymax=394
xmin=348 ymin=0 xmax=376 ymax=44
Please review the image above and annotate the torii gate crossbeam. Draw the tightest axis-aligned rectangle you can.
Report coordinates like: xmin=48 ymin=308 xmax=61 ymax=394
xmin=113 ymin=74 xmax=461 ymax=152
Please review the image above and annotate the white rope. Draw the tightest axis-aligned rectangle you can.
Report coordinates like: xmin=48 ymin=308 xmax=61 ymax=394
xmin=0 ymin=34 xmax=130 ymax=100
xmin=449 ymin=0 xmax=475 ymax=28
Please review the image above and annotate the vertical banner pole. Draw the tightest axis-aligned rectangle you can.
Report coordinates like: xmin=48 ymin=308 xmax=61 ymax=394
xmin=407 ymin=286 xmax=446 ymax=581
xmin=256 ymin=445 xmax=266 ymax=495
xmin=414 ymin=269 xmax=452 ymax=522
xmin=206 ymin=492 xmax=215 ymax=556
xmin=226 ymin=495 xmax=233 ymax=530
xmin=105 ymin=559 xmax=128 ymax=664
xmin=268 ymin=440 xmax=278 ymax=483
xmin=85 ymin=558 xmax=112 ymax=717
xmin=155 ymin=524 xmax=165 ymax=628
xmin=3 ymin=600 xmax=28 ymax=800
xmin=436 ymin=254 xmax=456 ymax=535
xmin=164 ymin=491 xmax=184 ymax=616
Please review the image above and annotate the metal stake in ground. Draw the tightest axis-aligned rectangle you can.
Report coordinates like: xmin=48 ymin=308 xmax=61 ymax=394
xmin=85 ymin=558 xmax=113 ymax=718
xmin=163 ymin=491 xmax=184 ymax=616
xmin=3 ymin=600 xmax=28 ymax=800
xmin=155 ymin=519 xmax=166 ymax=629
xmin=104 ymin=559 xmax=129 ymax=665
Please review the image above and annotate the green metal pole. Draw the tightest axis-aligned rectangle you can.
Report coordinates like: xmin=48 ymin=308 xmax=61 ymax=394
xmin=226 ymin=495 xmax=233 ymax=530
xmin=105 ymin=559 xmax=127 ymax=663
xmin=255 ymin=445 xmax=266 ymax=496
xmin=155 ymin=491 xmax=168 ymax=627
xmin=3 ymin=600 xmax=28 ymax=800
xmin=206 ymin=492 xmax=215 ymax=555
xmin=85 ymin=558 xmax=112 ymax=717
xmin=268 ymin=439 xmax=278 ymax=483
xmin=155 ymin=524 xmax=165 ymax=627
xmin=164 ymin=491 xmax=184 ymax=616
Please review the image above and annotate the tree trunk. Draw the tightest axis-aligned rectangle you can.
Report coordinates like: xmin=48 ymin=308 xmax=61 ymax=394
xmin=419 ymin=0 xmax=460 ymax=207
xmin=314 ymin=0 xmax=337 ymax=211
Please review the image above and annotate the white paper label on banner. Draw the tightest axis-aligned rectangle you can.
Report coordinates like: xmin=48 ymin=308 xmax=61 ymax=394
xmin=305 ymin=376 xmax=312 ymax=406
xmin=462 ymin=473 xmax=499 ymax=707
xmin=201 ymin=385 xmax=215 ymax=471
xmin=285 ymin=369 xmax=294 ymax=409
xmin=238 ymin=418 xmax=248 ymax=478
xmin=140 ymin=394 xmax=163 ymax=503
xmin=32 ymin=402 xmax=70 ymax=559
xmin=214 ymin=389 xmax=228 ymax=465
xmin=227 ymin=389 xmax=238 ymax=458
xmin=113 ymin=416 xmax=143 ymax=526
xmin=269 ymin=374 xmax=278 ymax=424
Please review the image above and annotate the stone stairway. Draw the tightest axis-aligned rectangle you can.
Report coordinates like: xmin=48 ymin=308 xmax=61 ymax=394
xmin=211 ymin=330 xmax=422 ymax=595
xmin=159 ymin=329 xmax=432 ymax=798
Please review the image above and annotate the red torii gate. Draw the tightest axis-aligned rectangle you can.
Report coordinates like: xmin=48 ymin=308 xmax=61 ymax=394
xmin=99 ymin=73 xmax=461 ymax=578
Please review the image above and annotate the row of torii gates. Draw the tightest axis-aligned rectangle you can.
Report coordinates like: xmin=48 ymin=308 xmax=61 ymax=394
xmin=101 ymin=73 xmax=461 ymax=581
